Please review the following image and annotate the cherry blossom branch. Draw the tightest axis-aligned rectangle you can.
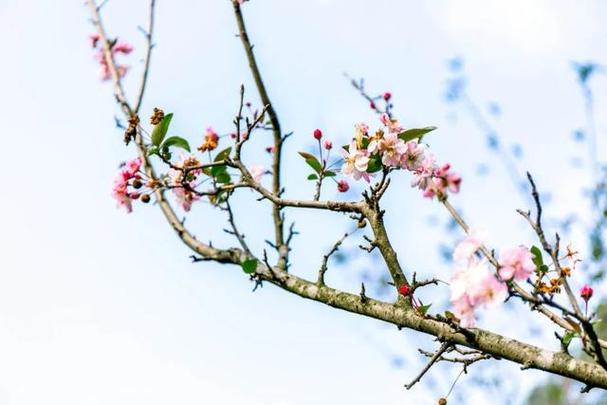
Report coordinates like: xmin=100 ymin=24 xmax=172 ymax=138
xmin=232 ymin=0 xmax=287 ymax=270
xmin=87 ymin=0 xmax=133 ymax=117
xmin=88 ymin=0 xmax=607 ymax=391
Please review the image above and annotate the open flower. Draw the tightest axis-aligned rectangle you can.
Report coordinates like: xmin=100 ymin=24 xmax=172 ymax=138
xmin=453 ymin=229 xmax=486 ymax=263
xmin=450 ymin=257 xmax=507 ymax=327
xmin=400 ymin=140 xmax=427 ymax=171
xmin=374 ymin=132 xmax=407 ymax=167
xmin=341 ymin=141 xmax=370 ymax=182
xmin=111 ymin=157 xmax=142 ymax=213
xmin=498 ymin=246 xmax=535 ymax=281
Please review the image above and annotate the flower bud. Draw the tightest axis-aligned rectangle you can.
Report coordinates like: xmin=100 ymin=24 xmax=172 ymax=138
xmin=369 ymin=101 xmax=376 ymax=109
xmin=398 ymin=284 xmax=410 ymax=296
xmin=337 ymin=179 xmax=349 ymax=192
xmin=323 ymin=140 xmax=333 ymax=150
xmin=580 ymin=284 xmax=593 ymax=301
xmin=383 ymin=91 xmax=392 ymax=101
xmin=313 ymin=129 xmax=323 ymax=140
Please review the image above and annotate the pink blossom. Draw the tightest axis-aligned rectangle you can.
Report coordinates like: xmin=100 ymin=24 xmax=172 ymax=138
xmin=323 ymin=140 xmax=333 ymax=150
xmin=498 ymin=246 xmax=535 ymax=281
xmin=453 ymin=229 xmax=486 ymax=263
xmin=167 ymin=168 xmax=200 ymax=212
xmin=337 ymin=179 xmax=349 ymax=192
xmin=112 ymin=175 xmax=133 ymax=213
xmin=373 ymin=132 xmax=407 ymax=167
xmin=111 ymin=158 xmax=142 ymax=213
xmin=379 ymin=113 xmax=403 ymax=133
xmin=249 ymin=164 xmax=264 ymax=182
xmin=410 ymin=153 xmax=436 ymax=191
xmin=124 ymin=157 xmax=142 ymax=177
xmin=341 ymin=141 xmax=370 ymax=182
xmin=112 ymin=41 xmax=133 ymax=54
xmin=450 ymin=257 xmax=507 ymax=327
xmin=400 ymin=140 xmax=427 ymax=171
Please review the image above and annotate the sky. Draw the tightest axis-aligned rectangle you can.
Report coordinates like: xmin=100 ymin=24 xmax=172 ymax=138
xmin=0 ymin=0 xmax=606 ymax=404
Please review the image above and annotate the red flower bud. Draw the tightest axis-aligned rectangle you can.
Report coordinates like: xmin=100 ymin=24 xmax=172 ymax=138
xmin=369 ymin=101 xmax=376 ymax=109
xmin=398 ymin=284 xmax=410 ymax=296
xmin=580 ymin=284 xmax=593 ymax=301
xmin=337 ymin=179 xmax=349 ymax=193
xmin=313 ymin=128 xmax=323 ymax=140
xmin=383 ymin=91 xmax=392 ymax=101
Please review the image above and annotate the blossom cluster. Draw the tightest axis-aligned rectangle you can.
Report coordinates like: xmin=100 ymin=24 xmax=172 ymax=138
xmin=450 ymin=231 xmax=535 ymax=327
xmin=340 ymin=113 xmax=461 ymax=200
xmin=112 ymin=157 xmax=149 ymax=213
xmin=89 ymin=34 xmax=133 ymax=81
xmin=167 ymin=155 xmax=203 ymax=212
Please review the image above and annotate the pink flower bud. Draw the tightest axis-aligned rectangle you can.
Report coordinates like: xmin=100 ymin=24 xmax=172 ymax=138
xmin=398 ymin=284 xmax=410 ymax=296
xmin=313 ymin=128 xmax=322 ymax=140
xmin=337 ymin=179 xmax=349 ymax=192
xmin=580 ymin=284 xmax=593 ymax=301
xmin=369 ymin=101 xmax=376 ymax=109
xmin=323 ymin=140 xmax=333 ymax=150
xmin=383 ymin=92 xmax=392 ymax=101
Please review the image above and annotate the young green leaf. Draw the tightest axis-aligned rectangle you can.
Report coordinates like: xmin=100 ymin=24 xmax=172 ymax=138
xmin=418 ymin=304 xmax=432 ymax=316
xmin=530 ymin=245 xmax=544 ymax=267
xmin=324 ymin=170 xmax=336 ymax=177
xmin=151 ymin=113 xmax=173 ymax=146
xmin=398 ymin=126 xmax=437 ymax=142
xmin=298 ymin=152 xmax=322 ymax=174
xmin=162 ymin=136 xmax=191 ymax=152
xmin=215 ymin=147 xmax=232 ymax=162
xmin=307 ymin=173 xmax=318 ymax=180
xmin=241 ymin=258 xmax=258 ymax=274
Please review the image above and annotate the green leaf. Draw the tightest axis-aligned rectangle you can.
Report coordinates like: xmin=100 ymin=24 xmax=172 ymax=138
xmin=307 ymin=173 xmax=318 ymax=180
xmin=146 ymin=145 xmax=160 ymax=157
xmin=562 ymin=331 xmax=575 ymax=346
xmin=366 ymin=154 xmax=383 ymax=173
xmin=216 ymin=172 xmax=231 ymax=184
xmin=215 ymin=147 xmax=232 ymax=162
xmin=162 ymin=136 xmax=191 ymax=152
xmin=398 ymin=126 xmax=437 ymax=142
xmin=298 ymin=152 xmax=322 ymax=174
xmin=151 ymin=113 xmax=173 ymax=146
xmin=241 ymin=258 xmax=258 ymax=274
xmin=539 ymin=264 xmax=549 ymax=273
xmin=530 ymin=245 xmax=544 ymax=267
xmin=324 ymin=170 xmax=336 ymax=177
xmin=418 ymin=304 xmax=432 ymax=316
xmin=211 ymin=164 xmax=227 ymax=177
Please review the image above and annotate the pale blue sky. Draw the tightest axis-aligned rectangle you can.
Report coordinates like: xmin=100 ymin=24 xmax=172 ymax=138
xmin=1 ymin=0 xmax=606 ymax=404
